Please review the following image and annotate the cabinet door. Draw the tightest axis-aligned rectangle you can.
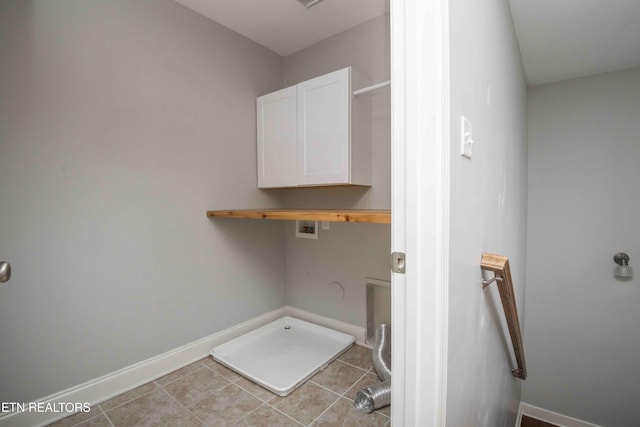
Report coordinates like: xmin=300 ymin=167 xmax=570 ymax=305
xmin=256 ymin=86 xmax=298 ymax=188
xmin=297 ymin=68 xmax=350 ymax=186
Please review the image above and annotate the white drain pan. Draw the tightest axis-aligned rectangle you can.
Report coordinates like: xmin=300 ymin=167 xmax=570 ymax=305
xmin=211 ymin=316 xmax=354 ymax=396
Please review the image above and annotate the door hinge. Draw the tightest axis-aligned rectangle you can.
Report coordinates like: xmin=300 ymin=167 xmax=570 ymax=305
xmin=391 ymin=252 xmax=406 ymax=274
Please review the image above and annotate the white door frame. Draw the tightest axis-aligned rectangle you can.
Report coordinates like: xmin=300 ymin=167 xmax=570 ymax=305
xmin=390 ymin=0 xmax=450 ymax=425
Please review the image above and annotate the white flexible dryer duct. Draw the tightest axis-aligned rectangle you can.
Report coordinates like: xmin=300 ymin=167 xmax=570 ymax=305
xmin=354 ymin=324 xmax=391 ymax=413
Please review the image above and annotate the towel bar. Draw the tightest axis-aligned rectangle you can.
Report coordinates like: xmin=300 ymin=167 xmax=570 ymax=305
xmin=480 ymin=253 xmax=527 ymax=380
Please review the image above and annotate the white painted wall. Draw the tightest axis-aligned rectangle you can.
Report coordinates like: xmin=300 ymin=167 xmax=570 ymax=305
xmin=280 ymin=15 xmax=392 ymax=327
xmin=0 ymin=0 xmax=286 ymax=403
xmin=447 ymin=0 xmax=528 ymax=425
xmin=524 ymin=67 xmax=640 ymax=427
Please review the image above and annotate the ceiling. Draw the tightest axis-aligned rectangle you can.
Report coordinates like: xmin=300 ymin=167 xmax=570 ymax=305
xmin=173 ymin=0 xmax=389 ymax=57
xmin=508 ymin=0 xmax=640 ymax=85
xmin=174 ymin=0 xmax=640 ymax=86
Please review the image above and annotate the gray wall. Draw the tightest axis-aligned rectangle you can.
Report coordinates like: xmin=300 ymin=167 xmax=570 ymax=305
xmin=284 ymin=222 xmax=390 ymax=327
xmin=447 ymin=0 xmax=528 ymax=425
xmin=524 ymin=67 xmax=640 ymax=427
xmin=281 ymin=15 xmax=391 ymax=327
xmin=0 ymin=0 xmax=286 ymax=403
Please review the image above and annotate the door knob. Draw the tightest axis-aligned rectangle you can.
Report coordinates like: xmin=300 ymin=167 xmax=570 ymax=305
xmin=0 ymin=261 xmax=11 ymax=283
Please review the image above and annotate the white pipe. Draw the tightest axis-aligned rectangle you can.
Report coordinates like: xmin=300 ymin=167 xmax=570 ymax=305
xmin=353 ymin=80 xmax=391 ymax=96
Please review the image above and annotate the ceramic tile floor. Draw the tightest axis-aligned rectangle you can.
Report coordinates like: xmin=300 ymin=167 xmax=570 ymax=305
xmin=47 ymin=345 xmax=390 ymax=427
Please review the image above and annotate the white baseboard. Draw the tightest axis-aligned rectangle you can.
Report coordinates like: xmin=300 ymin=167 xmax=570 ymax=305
xmin=518 ymin=402 xmax=603 ymax=427
xmin=283 ymin=305 xmax=368 ymax=347
xmin=0 ymin=306 xmax=363 ymax=427
xmin=1 ymin=307 xmax=288 ymax=427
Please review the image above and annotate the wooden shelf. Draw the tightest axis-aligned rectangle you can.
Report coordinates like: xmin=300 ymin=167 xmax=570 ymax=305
xmin=207 ymin=209 xmax=391 ymax=224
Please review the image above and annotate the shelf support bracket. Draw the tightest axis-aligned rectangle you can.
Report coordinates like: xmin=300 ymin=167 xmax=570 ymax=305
xmin=481 ymin=275 xmax=503 ymax=289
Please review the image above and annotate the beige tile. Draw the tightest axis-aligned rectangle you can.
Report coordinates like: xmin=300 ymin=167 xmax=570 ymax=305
xmin=105 ymin=388 xmax=193 ymax=426
xmin=270 ymin=382 xmax=339 ymax=426
xmin=234 ymin=377 xmax=276 ymax=402
xmin=49 ymin=348 xmax=389 ymax=426
xmin=151 ymin=410 xmax=203 ymax=427
xmin=311 ymin=397 xmax=388 ymax=427
xmin=232 ymin=404 xmax=302 ymax=427
xmin=189 ymin=384 xmax=262 ymax=427
xmin=310 ymin=360 xmax=368 ymax=395
xmin=162 ymin=366 xmax=231 ymax=407
xmin=154 ymin=360 xmax=207 ymax=386
xmin=338 ymin=345 xmax=373 ymax=371
xmin=207 ymin=360 xmax=243 ymax=382
xmin=200 ymin=355 xmax=216 ymax=365
xmin=99 ymin=382 xmax=158 ymax=411
xmin=196 ymin=356 xmax=212 ymax=364
xmin=76 ymin=415 xmax=113 ymax=427
xmin=46 ymin=411 xmax=106 ymax=427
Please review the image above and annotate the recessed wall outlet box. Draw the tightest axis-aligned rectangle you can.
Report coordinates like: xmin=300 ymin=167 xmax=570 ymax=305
xmin=365 ymin=277 xmax=391 ymax=345
xmin=461 ymin=115 xmax=473 ymax=159
xmin=296 ymin=220 xmax=318 ymax=239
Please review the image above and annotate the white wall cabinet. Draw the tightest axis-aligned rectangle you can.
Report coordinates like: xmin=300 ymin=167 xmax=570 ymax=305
xmin=256 ymin=67 xmax=371 ymax=188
